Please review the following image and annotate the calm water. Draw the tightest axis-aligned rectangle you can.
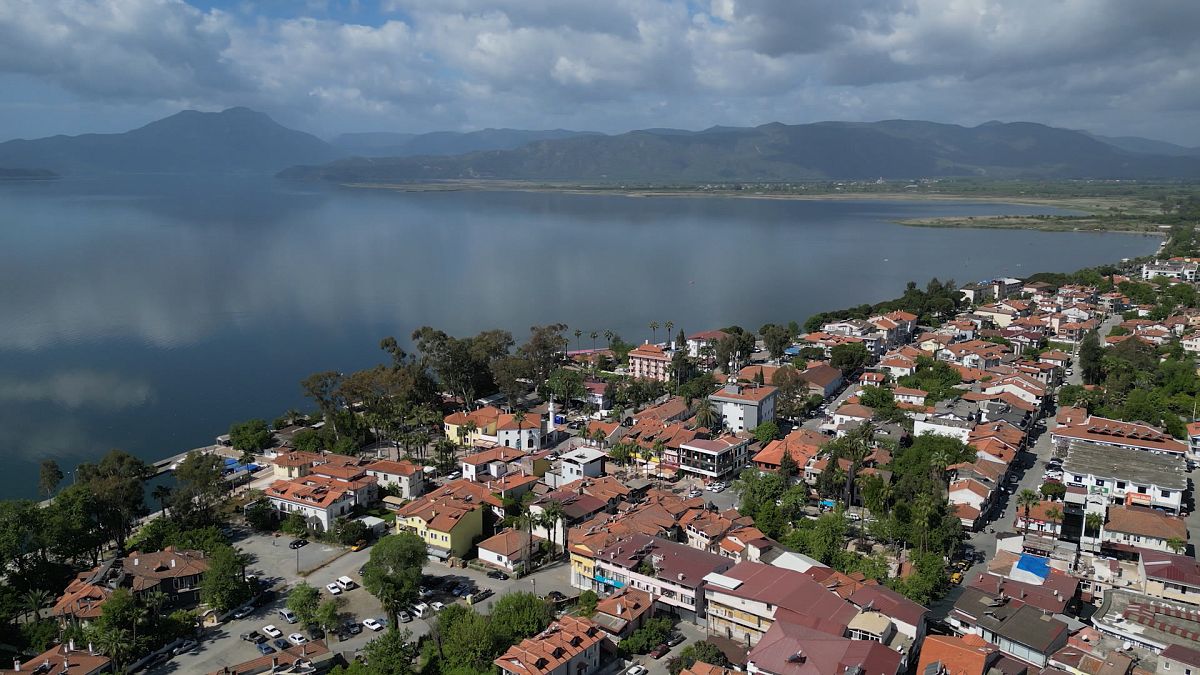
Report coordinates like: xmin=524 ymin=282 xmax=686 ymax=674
xmin=0 ymin=176 xmax=1159 ymax=498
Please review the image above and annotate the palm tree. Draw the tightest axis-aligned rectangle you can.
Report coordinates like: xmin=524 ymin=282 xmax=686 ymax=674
xmin=640 ymin=446 xmax=654 ymax=477
xmin=22 ymin=588 xmax=50 ymax=623
xmin=1045 ymin=505 xmax=1063 ymax=538
xmin=143 ymin=590 xmax=169 ymax=630
xmin=604 ymin=330 xmax=615 ymax=347
xmin=590 ymin=331 xmax=599 ymax=353
xmin=574 ymin=329 xmax=583 ymax=352
xmin=541 ymin=501 xmax=565 ymax=558
xmin=1084 ymin=512 xmax=1103 ymax=540
xmin=664 ymin=321 xmax=674 ymax=346
xmin=695 ymin=397 xmax=718 ymax=430
xmin=1017 ymin=489 xmax=1040 ymax=535
xmin=590 ymin=427 xmax=607 ymax=449
xmin=462 ymin=421 xmax=477 ymax=448
xmin=1167 ymin=537 xmax=1187 ymax=554
xmin=511 ymin=410 xmax=527 ymax=449
xmin=152 ymin=484 xmax=173 ymax=516
xmin=652 ymin=439 xmax=666 ymax=471
xmin=96 ymin=627 xmax=133 ymax=672
xmin=649 ymin=321 xmax=659 ymax=344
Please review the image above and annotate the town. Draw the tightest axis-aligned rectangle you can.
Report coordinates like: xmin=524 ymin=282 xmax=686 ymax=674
xmin=4 ymin=210 xmax=1200 ymax=675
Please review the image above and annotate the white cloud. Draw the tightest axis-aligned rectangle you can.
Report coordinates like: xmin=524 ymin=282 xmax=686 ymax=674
xmin=0 ymin=371 xmax=153 ymax=410
xmin=0 ymin=0 xmax=1197 ymax=142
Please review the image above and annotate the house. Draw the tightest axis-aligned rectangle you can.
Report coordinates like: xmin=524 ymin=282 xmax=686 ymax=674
xmin=753 ymin=429 xmax=827 ymax=473
xmin=591 ymin=533 xmax=732 ymax=623
xmin=746 ymin=620 xmax=902 ymax=675
xmin=271 ymin=450 xmax=325 ymax=479
xmin=590 ymin=588 xmax=655 ymax=638
xmin=950 ymin=479 xmax=994 ymax=530
xmin=444 ymin=406 xmax=504 ymax=446
xmin=494 ymin=616 xmax=604 ymax=675
xmin=831 ymin=404 xmax=875 ymax=430
xmin=1061 ymin=441 xmax=1187 ymax=514
xmin=800 ymin=364 xmax=844 ymax=398
xmin=497 ymin=413 xmax=544 ymax=450
xmin=709 ymin=380 xmax=777 ymax=433
xmin=1 ymin=643 xmax=111 ymax=675
xmin=1159 ymin=644 xmax=1200 ymax=675
xmin=678 ymin=435 xmax=752 ymax=481
xmin=123 ymin=547 xmax=209 ymax=606
xmin=1139 ymin=550 xmax=1200 ymax=605
xmin=893 ymin=386 xmax=927 ymax=406
xmin=461 ymin=447 xmax=527 ymax=482
xmin=915 ymin=634 xmax=1001 ymax=675
xmin=913 ymin=413 xmax=973 ymax=442
xmin=1143 ymin=261 xmax=1199 ymax=282
xmin=688 ymin=330 xmax=730 ymax=361
xmin=1051 ymin=414 xmax=1188 ymax=457
xmin=395 ymin=480 xmax=491 ymax=561
xmin=953 ymin=591 xmax=1069 ymax=667
xmin=559 ymin=447 xmax=607 ymax=483
xmin=629 ymin=342 xmax=672 ymax=382
xmin=703 ymin=562 xmax=858 ymax=647
xmin=263 ymin=475 xmax=358 ymax=532
xmin=363 ymin=459 xmax=425 ymax=499
xmin=1187 ymin=422 xmax=1200 ymax=465
xmin=1101 ymin=506 xmax=1188 ymax=555
xmin=478 ymin=528 xmax=544 ymax=575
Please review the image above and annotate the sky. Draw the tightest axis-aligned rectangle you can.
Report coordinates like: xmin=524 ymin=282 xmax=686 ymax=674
xmin=1 ymin=0 xmax=1198 ymax=145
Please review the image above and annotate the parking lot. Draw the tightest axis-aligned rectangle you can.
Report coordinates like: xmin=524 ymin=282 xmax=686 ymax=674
xmin=152 ymin=527 xmax=578 ymax=673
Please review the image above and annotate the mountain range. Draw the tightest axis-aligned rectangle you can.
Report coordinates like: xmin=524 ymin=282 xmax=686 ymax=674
xmin=3 ymin=107 xmax=1200 ymax=181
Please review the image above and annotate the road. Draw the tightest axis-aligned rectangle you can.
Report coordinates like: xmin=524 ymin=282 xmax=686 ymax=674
xmin=154 ymin=528 xmax=578 ymax=674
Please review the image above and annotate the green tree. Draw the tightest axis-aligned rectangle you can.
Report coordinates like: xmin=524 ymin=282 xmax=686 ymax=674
xmin=171 ymin=450 xmax=228 ymax=528
xmin=362 ymin=533 xmax=427 ymax=628
xmin=489 ymin=591 xmax=553 ymax=646
xmin=229 ymin=418 xmax=273 ymax=453
xmin=695 ymin=397 xmax=718 ymax=430
xmin=288 ymin=582 xmax=321 ymax=626
xmin=760 ymin=323 xmax=793 ymax=361
xmin=618 ymin=617 xmax=673 ymax=655
xmin=1079 ymin=331 xmax=1103 ymax=385
xmin=1040 ymin=481 xmax=1066 ymax=500
xmin=830 ymin=343 xmax=870 ymax=372
xmin=752 ymin=420 xmax=781 ymax=444
xmin=75 ymin=449 xmax=152 ymax=551
xmin=437 ymin=606 xmax=498 ymax=672
xmin=578 ymin=590 xmax=598 ymax=616
xmin=361 ymin=627 xmax=417 ymax=675
xmin=1017 ymin=489 xmax=1041 ymax=535
xmin=1167 ymin=537 xmax=1187 ymax=554
xmin=38 ymin=459 xmax=63 ymax=499
xmin=778 ymin=447 xmax=800 ymax=479
xmin=315 ymin=597 xmax=343 ymax=634
xmin=669 ymin=641 xmax=730 ymax=675
xmin=200 ymin=545 xmax=252 ymax=613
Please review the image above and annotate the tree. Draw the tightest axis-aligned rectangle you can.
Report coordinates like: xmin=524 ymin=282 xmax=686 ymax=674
xmin=649 ymin=321 xmax=659 ymax=343
xmin=619 ymin=617 xmax=673 ymax=655
xmin=778 ymin=448 xmax=800 ymax=479
xmin=578 ymin=590 xmax=598 ymax=616
xmin=361 ymin=627 xmax=417 ymax=674
xmin=830 ymin=343 xmax=870 ymax=372
xmin=539 ymin=501 xmax=565 ymax=557
xmin=95 ymin=626 xmax=134 ymax=673
xmin=491 ymin=356 xmax=531 ymax=407
xmin=489 ymin=591 xmax=553 ymax=646
xmin=74 ymin=449 xmax=152 ymax=550
xmin=760 ymin=323 xmax=792 ymax=361
xmin=752 ymin=420 xmax=781 ymax=444
xmin=436 ymin=605 xmax=497 ymax=672
xmin=302 ymin=370 xmax=346 ymax=435
xmin=1045 ymin=505 xmax=1063 ymax=535
xmin=315 ymin=597 xmax=342 ymax=634
xmin=695 ymin=397 xmax=718 ymax=430
xmin=1079 ymin=331 xmax=1102 ymax=385
xmin=200 ymin=544 xmax=252 ymax=613
xmin=1017 ymin=489 xmax=1040 ymax=534
xmin=38 ymin=459 xmax=63 ymax=499
xmin=229 ymin=418 xmax=273 ymax=453
xmin=1040 ymin=481 xmax=1066 ymax=500
xmin=547 ymin=368 xmax=585 ymax=411
xmin=1084 ymin=512 xmax=1103 ymax=539
xmin=362 ymin=533 xmax=427 ymax=628
xmin=518 ymin=324 xmax=569 ymax=392
xmin=288 ymin=582 xmax=321 ymax=626
xmin=1167 ymin=537 xmax=1187 ymax=554
xmin=171 ymin=451 xmax=228 ymax=528
xmin=670 ymin=641 xmax=730 ymax=675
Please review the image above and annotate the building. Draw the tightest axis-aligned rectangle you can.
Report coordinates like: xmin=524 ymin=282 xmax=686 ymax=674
xmin=494 ymin=616 xmax=604 ymax=675
xmin=960 ymin=594 xmax=1069 ymax=667
xmin=1 ymin=643 xmax=111 ymax=675
xmin=688 ymin=330 xmax=730 ymax=361
xmin=1142 ymin=261 xmax=1199 ymax=282
xmin=395 ymin=480 xmax=490 ymax=561
xmin=497 ymin=413 xmax=544 ymax=450
xmin=1092 ymin=589 xmax=1200 ymax=654
xmin=746 ymin=620 xmax=902 ymax=675
xmin=590 ymin=588 xmax=655 ymax=638
xmin=1139 ymin=550 xmax=1200 ymax=605
xmin=678 ymin=435 xmax=751 ymax=481
xmin=560 ymin=447 xmax=607 ymax=483
xmin=590 ymin=533 xmax=732 ymax=623
xmin=915 ymin=634 xmax=1001 ymax=675
xmin=363 ymin=459 xmax=425 ymax=499
xmin=703 ymin=562 xmax=858 ymax=647
xmin=1051 ymin=415 xmax=1188 ymax=457
xmin=263 ymin=475 xmax=358 ymax=532
xmin=478 ymin=528 xmax=544 ymax=574
xmin=1159 ymin=644 xmax=1200 ymax=675
xmin=629 ymin=343 xmax=672 ymax=382
xmin=50 ymin=569 xmax=114 ymax=623
xmin=1101 ymin=506 xmax=1189 ymax=555
xmin=123 ymin=547 xmax=209 ymax=606
xmin=1061 ymin=441 xmax=1187 ymax=514
xmin=709 ymin=381 xmax=778 ymax=433
xmin=444 ymin=406 xmax=504 ymax=446
xmin=461 ymin=447 xmax=527 ymax=482
xmin=753 ymin=429 xmax=827 ymax=473
xmin=800 ymin=364 xmax=844 ymax=398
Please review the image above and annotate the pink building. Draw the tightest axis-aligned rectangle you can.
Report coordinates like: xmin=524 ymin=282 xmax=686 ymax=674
xmin=628 ymin=343 xmax=671 ymax=382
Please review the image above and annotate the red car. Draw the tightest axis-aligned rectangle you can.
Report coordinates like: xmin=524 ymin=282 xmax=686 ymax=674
xmin=650 ymin=644 xmax=670 ymax=659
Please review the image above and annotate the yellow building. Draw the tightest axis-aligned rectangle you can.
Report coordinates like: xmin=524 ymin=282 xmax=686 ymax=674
xmin=396 ymin=480 xmax=494 ymax=561
xmin=443 ymin=406 xmax=503 ymax=446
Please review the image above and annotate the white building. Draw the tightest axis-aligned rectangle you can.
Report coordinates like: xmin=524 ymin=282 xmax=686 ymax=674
xmin=678 ymin=435 xmax=751 ymax=480
xmin=709 ymin=381 xmax=777 ymax=433
xmin=363 ymin=460 xmax=426 ymax=499
xmin=560 ymin=447 xmax=607 ymax=483
xmin=1062 ymin=441 xmax=1187 ymax=515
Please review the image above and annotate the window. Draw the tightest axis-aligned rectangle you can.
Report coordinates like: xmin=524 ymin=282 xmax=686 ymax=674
xmin=1137 ymin=486 xmax=1148 ymax=494
xmin=1162 ymin=490 xmax=1172 ymax=499
xmin=1117 ymin=481 xmax=1126 ymax=489
xmin=1096 ymin=479 xmax=1105 ymax=487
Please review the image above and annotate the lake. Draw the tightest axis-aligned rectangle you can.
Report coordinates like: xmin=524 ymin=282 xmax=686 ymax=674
xmin=0 ymin=176 xmax=1158 ymax=499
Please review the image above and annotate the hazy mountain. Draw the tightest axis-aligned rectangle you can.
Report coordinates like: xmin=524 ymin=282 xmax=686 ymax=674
xmin=282 ymin=119 xmax=1200 ymax=183
xmin=1085 ymin=132 xmax=1200 ymax=157
xmin=332 ymin=128 xmax=601 ymax=157
xmin=0 ymin=107 xmax=341 ymax=175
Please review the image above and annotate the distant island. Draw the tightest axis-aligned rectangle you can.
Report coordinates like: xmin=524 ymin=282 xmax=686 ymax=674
xmin=0 ymin=167 xmax=57 ymax=180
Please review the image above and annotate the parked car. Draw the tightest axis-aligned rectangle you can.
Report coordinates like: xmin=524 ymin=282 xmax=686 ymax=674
xmin=288 ymin=539 xmax=309 ymax=549
xmin=412 ymin=602 xmax=431 ymax=619
xmin=650 ymin=643 xmax=670 ymax=659
xmin=396 ymin=611 xmax=412 ymax=624
xmin=363 ymin=618 xmax=384 ymax=631
xmin=343 ymin=620 xmax=364 ymax=635
xmin=627 ymin=667 xmax=647 ymax=675
xmin=241 ymin=631 xmax=265 ymax=644
xmin=666 ymin=634 xmax=685 ymax=647
xmin=279 ymin=608 xmax=299 ymax=624
xmin=350 ymin=540 xmax=368 ymax=552
xmin=467 ymin=589 xmax=494 ymax=605
xmin=288 ymin=633 xmax=308 ymax=646
xmin=307 ymin=624 xmax=325 ymax=640
xmin=262 ymin=625 xmax=283 ymax=639
xmin=273 ymin=638 xmax=290 ymax=651
xmin=545 ymin=591 xmax=566 ymax=603
xmin=486 ymin=570 xmax=509 ymax=580
xmin=336 ymin=576 xmax=357 ymax=591
xmin=232 ymin=604 xmax=255 ymax=619
xmin=256 ymin=643 xmax=276 ymax=655
xmin=430 ymin=601 xmax=445 ymax=612
xmin=326 ymin=582 xmax=342 ymax=595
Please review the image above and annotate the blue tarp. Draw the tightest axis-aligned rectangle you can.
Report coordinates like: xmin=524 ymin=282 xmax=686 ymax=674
xmin=819 ymin=499 xmax=837 ymax=509
xmin=785 ymin=346 xmax=802 ymax=356
xmin=1016 ymin=553 xmax=1050 ymax=579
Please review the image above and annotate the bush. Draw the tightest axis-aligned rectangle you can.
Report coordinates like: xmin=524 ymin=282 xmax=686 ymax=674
xmin=282 ymin=513 xmax=308 ymax=536
xmin=618 ymin=617 xmax=673 ymax=655
xmin=577 ymin=590 xmax=598 ymax=617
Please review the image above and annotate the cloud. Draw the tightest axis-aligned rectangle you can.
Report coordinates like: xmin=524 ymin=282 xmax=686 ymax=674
xmin=0 ymin=0 xmax=1197 ymax=143
xmin=0 ymin=371 xmax=154 ymax=410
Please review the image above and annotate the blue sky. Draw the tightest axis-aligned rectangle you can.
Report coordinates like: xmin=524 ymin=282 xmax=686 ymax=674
xmin=1 ymin=0 xmax=1198 ymax=145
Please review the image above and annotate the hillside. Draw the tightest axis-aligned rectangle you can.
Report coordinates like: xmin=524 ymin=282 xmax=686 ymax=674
xmin=282 ymin=120 xmax=1200 ymax=183
xmin=0 ymin=108 xmax=341 ymax=175
xmin=332 ymin=128 xmax=600 ymax=157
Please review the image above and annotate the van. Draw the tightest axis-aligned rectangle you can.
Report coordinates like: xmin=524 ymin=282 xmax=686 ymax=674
xmin=411 ymin=602 xmax=430 ymax=619
xmin=336 ymin=576 xmax=356 ymax=591
xmin=279 ymin=608 xmax=298 ymax=624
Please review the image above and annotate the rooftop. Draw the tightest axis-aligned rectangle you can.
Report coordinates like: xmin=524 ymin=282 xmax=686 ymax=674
xmin=1062 ymin=440 xmax=1187 ymax=490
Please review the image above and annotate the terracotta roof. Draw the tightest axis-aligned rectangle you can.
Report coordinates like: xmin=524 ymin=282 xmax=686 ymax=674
xmin=5 ymin=644 xmax=111 ymax=675
xmin=398 ymin=479 xmax=497 ymax=531
xmin=1162 ymin=644 xmax=1200 ymax=670
xmin=629 ymin=343 xmax=670 ymax=360
xmin=1104 ymin=505 xmax=1188 ymax=541
xmin=266 ymin=475 xmax=356 ymax=509
xmin=739 ymin=364 xmax=781 ymax=383
xmin=707 ymin=562 xmax=857 ymax=635
xmin=478 ymin=528 xmax=543 ymax=558
xmin=123 ymin=547 xmax=208 ymax=590
xmin=497 ymin=413 xmax=543 ymax=432
xmin=689 ymin=330 xmax=730 ymax=341
xmin=747 ymin=619 xmax=901 ymax=675
xmin=272 ymin=450 xmax=324 ymax=468
xmin=1052 ymin=415 xmax=1187 ymax=454
xmin=710 ymin=383 xmax=778 ymax=403
xmin=684 ymin=663 xmax=740 ymax=675
xmin=834 ymin=404 xmax=875 ymax=419
xmin=1140 ymin=549 xmax=1200 ymax=587
xmin=206 ymin=639 xmax=331 ymax=675
xmin=801 ymin=364 xmax=843 ymax=388
xmin=50 ymin=572 xmax=111 ymax=620
xmin=754 ymin=429 xmax=827 ymax=469
xmin=463 ymin=446 xmax=527 ymax=465
xmin=494 ymin=616 xmax=604 ymax=675
xmin=916 ymin=634 xmax=999 ymax=675
xmin=593 ymin=587 xmax=654 ymax=630
xmin=364 ymin=459 xmax=422 ymax=476
xmin=444 ymin=405 xmax=504 ymax=428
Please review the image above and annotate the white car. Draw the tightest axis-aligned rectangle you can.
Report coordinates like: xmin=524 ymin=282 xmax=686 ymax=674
xmin=326 ymin=583 xmax=342 ymax=595
xmin=288 ymin=633 xmax=307 ymax=646
xmin=627 ymin=667 xmax=647 ymax=675
xmin=362 ymin=618 xmax=383 ymax=632
xmin=430 ymin=601 xmax=445 ymax=612
xmin=262 ymin=625 xmax=282 ymax=639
